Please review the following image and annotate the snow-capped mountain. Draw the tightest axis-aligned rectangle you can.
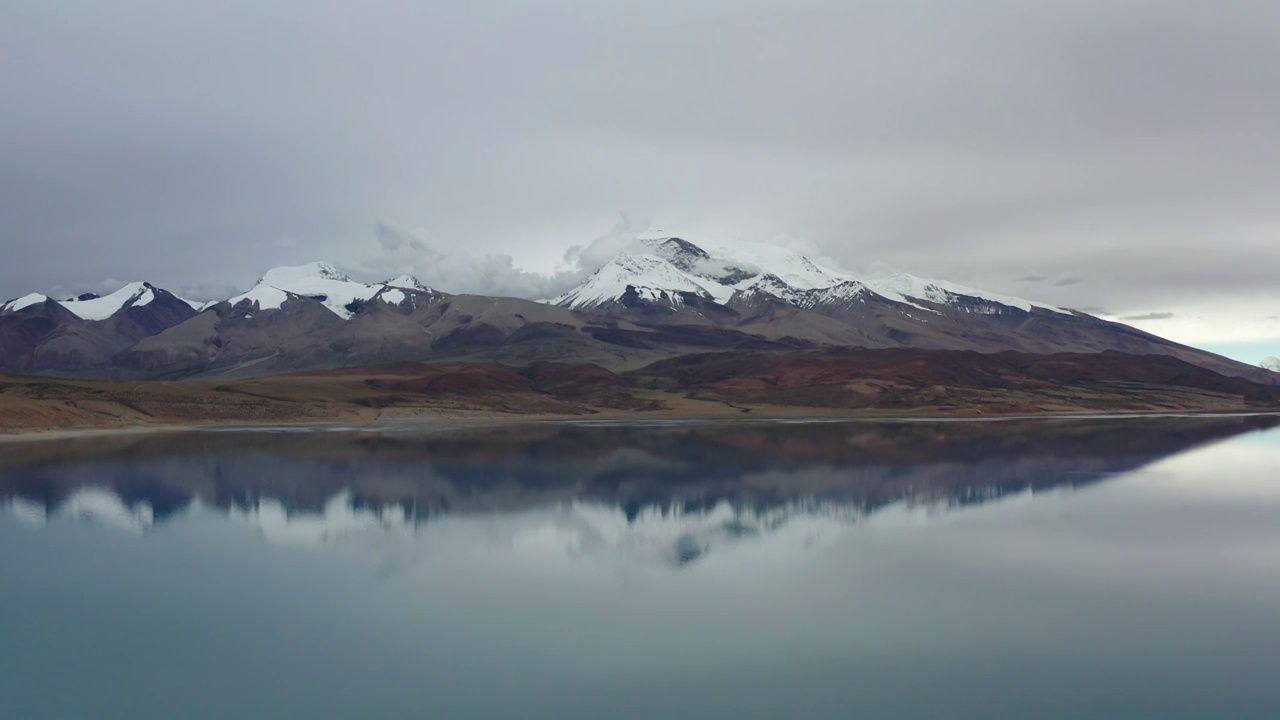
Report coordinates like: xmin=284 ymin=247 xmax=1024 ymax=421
xmin=60 ymin=282 xmax=189 ymax=320
xmin=553 ymin=253 xmax=731 ymax=309
xmin=554 ymin=233 xmax=1069 ymax=318
xmin=1 ymin=244 xmax=1275 ymax=386
xmin=0 ymin=293 xmax=52 ymax=314
xmin=553 ymin=234 xmax=877 ymax=312
xmin=227 ymin=262 xmax=439 ymax=319
xmin=1262 ymin=356 xmax=1280 ymax=372
xmin=1 ymin=281 xmax=199 ymax=319
xmin=0 ymin=264 xmax=440 ymax=324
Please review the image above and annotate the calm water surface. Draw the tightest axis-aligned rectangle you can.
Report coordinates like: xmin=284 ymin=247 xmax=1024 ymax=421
xmin=3 ymin=416 xmax=1280 ymax=719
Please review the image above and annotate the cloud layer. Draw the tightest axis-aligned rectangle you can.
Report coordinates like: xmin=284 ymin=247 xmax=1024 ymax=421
xmin=2 ymin=1 xmax=1278 ymax=349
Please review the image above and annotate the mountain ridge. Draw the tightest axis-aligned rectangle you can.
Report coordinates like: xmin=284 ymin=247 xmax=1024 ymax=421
xmin=2 ymin=236 xmax=1275 ymax=386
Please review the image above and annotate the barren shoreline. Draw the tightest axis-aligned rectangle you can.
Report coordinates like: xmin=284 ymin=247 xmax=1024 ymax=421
xmin=4 ymin=358 xmax=1279 ymax=441
xmin=4 ymin=404 xmax=1279 ymax=444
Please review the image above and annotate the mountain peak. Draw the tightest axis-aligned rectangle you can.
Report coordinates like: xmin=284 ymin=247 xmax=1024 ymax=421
xmin=554 ymin=253 xmax=724 ymax=310
xmin=259 ymin=262 xmax=350 ymax=286
xmin=59 ymin=282 xmax=155 ymax=321
xmin=1 ymin=293 xmax=52 ymax=313
xmin=230 ymin=263 xmax=441 ymax=320
xmin=383 ymin=274 xmax=430 ymax=292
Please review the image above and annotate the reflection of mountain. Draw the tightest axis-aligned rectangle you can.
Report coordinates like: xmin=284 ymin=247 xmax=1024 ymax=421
xmin=3 ymin=416 xmax=1277 ymax=562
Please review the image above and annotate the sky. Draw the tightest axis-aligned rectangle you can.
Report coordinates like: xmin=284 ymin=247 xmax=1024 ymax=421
xmin=2 ymin=1 xmax=1279 ymax=363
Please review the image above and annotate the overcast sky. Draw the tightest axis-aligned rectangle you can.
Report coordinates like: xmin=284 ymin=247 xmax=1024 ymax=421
xmin=3 ymin=1 xmax=1279 ymax=360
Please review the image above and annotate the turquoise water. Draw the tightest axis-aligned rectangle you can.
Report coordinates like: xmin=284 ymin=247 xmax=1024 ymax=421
xmin=3 ymin=417 xmax=1280 ymax=719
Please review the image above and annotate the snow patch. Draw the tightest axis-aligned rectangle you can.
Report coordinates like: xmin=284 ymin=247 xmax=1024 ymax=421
xmin=2 ymin=293 xmax=49 ymax=313
xmin=553 ymin=253 xmax=728 ymax=309
xmin=872 ymin=273 xmax=1071 ymax=315
xmin=383 ymin=274 xmax=430 ymax=292
xmin=557 ymin=233 xmax=939 ymax=313
xmin=230 ymin=262 xmax=438 ymax=319
xmin=261 ymin=261 xmax=350 ymax=285
xmin=58 ymin=282 xmax=150 ymax=321
xmin=230 ymin=262 xmax=378 ymax=319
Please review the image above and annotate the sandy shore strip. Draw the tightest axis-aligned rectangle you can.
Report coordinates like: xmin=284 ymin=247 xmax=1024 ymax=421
xmin=5 ymin=407 xmax=1279 ymax=444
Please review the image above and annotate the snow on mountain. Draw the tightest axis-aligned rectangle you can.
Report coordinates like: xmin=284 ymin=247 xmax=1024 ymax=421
xmin=230 ymin=262 xmax=439 ymax=319
xmin=58 ymin=282 xmax=152 ymax=320
xmin=1262 ymin=356 xmax=1280 ymax=372
xmin=651 ymin=234 xmax=850 ymax=290
xmin=799 ymin=280 xmax=880 ymax=308
xmin=55 ymin=281 xmax=205 ymax=321
xmin=729 ymin=273 xmax=814 ymax=305
xmin=556 ymin=234 xmax=862 ymax=311
xmin=556 ymin=233 xmax=1060 ymax=317
xmin=553 ymin=253 xmax=727 ymax=309
xmin=1 ymin=293 xmax=49 ymax=313
xmin=5 ymin=241 xmax=1070 ymax=328
xmin=230 ymin=262 xmax=379 ymax=319
xmin=870 ymin=273 xmax=1071 ymax=315
xmin=383 ymin=274 xmax=431 ymax=292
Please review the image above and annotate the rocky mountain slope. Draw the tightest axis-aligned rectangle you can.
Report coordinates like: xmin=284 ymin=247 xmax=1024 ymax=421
xmin=2 ymin=239 xmax=1275 ymax=385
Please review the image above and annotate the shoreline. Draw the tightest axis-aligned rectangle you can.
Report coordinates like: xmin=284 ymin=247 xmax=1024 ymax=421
xmin=5 ymin=369 xmax=1278 ymax=442
xmin=4 ymin=407 xmax=1279 ymax=443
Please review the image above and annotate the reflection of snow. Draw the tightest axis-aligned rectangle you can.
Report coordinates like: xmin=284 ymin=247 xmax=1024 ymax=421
xmin=429 ymin=499 xmax=866 ymax=577
xmin=227 ymin=491 xmax=417 ymax=548
xmin=59 ymin=488 xmax=154 ymax=534
xmin=92 ymin=489 xmax=863 ymax=572
xmin=0 ymin=484 xmax=893 ymax=570
xmin=5 ymin=497 xmax=48 ymax=526
xmin=525 ymin=500 xmax=861 ymax=569
xmin=214 ymin=493 xmax=861 ymax=570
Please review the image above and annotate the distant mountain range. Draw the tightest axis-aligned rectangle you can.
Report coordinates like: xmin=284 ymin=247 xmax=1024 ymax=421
xmin=2 ymin=235 xmax=1274 ymax=384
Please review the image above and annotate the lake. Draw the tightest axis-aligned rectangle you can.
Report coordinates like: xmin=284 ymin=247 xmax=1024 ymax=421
xmin=3 ymin=415 xmax=1280 ymax=719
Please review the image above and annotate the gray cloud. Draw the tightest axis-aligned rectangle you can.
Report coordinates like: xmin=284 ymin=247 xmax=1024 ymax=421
xmin=354 ymin=216 xmax=656 ymax=299
xmin=1 ymin=0 xmax=1279 ymax=337
xmin=373 ymin=223 xmax=405 ymax=252
xmin=1017 ymin=270 xmax=1048 ymax=283
xmin=1120 ymin=312 xmax=1176 ymax=321
xmin=1054 ymin=273 xmax=1085 ymax=287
